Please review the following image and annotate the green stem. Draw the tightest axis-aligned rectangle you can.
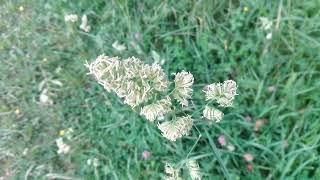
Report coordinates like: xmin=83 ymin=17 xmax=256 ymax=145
xmin=204 ymin=128 xmax=230 ymax=180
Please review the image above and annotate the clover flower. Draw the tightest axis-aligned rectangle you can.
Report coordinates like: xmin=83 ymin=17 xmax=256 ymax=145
xmin=87 ymin=158 xmax=99 ymax=167
xmin=186 ymin=160 xmax=201 ymax=180
xmin=164 ymin=163 xmax=182 ymax=180
xmin=112 ymin=41 xmax=126 ymax=52
xmin=56 ymin=138 xmax=70 ymax=154
xmin=86 ymin=55 xmax=169 ymax=108
xmin=140 ymin=97 xmax=172 ymax=122
xmin=80 ymin=14 xmax=90 ymax=32
xmin=259 ymin=17 xmax=273 ymax=30
xmin=203 ymin=80 xmax=237 ymax=107
xmin=64 ymin=14 xmax=78 ymax=22
xmin=158 ymin=115 xmax=193 ymax=141
xmin=203 ymin=106 xmax=224 ymax=123
xmin=259 ymin=17 xmax=273 ymax=40
xmin=173 ymin=71 xmax=194 ymax=106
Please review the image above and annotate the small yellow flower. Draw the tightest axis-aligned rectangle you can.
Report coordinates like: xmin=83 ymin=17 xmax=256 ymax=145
xmin=59 ymin=130 xmax=65 ymax=136
xmin=243 ymin=6 xmax=249 ymax=13
xmin=15 ymin=109 xmax=20 ymax=114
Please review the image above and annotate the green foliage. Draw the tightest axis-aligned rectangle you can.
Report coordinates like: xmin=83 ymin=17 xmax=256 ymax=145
xmin=1 ymin=0 xmax=319 ymax=179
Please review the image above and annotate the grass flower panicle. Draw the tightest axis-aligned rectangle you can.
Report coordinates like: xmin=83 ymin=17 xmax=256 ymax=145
xmin=203 ymin=80 xmax=237 ymax=107
xmin=203 ymin=106 xmax=224 ymax=123
xmin=140 ymin=97 xmax=172 ymax=122
xmin=86 ymin=55 xmax=169 ymax=108
xmin=164 ymin=163 xmax=182 ymax=180
xmin=173 ymin=71 xmax=194 ymax=106
xmin=158 ymin=115 xmax=193 ymax=141
xmin=186 ymin=160 xmax=202 ymax=180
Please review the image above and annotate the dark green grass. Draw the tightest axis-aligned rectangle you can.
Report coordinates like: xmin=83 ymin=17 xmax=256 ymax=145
xmin=1 ymin=0 xmax=320 ymax=179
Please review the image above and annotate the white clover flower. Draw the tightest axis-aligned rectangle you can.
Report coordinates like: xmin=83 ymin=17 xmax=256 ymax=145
xmin=186 ymin=160 xmax=202 ymax=180
xmin=112 ymin=41 xmax=126 ymax=52
xmin=22 ymin=148 xmax=28 ymax=156
xmin=203 ymin=106 xmax=224 ymax=123
xmin=158 ymin=115 xmax=193 ymax=141
xmin=80 ymin=14 xmax=90 ymax=32
xmin=87 ymin=158 xmax=99 ymax=167
xmin=56 ymin=138 xmax=70 ymax=154
xmin=86 ymin=55 xmax=169 ymax=108
xmin=140 ymin=97 xmax=171 ymax=122
xmin=266 ymin=32 xmax=272 ymax=40
xmin=203 ymin=80 xmax=237 ymax=107
xmin=173 ymin=71 xmax=194 ymax=106
xmin=65 ymin=128 xmax=74 ymax=140
xmin=164 ymin=163 xmax=182 ymax=180
xmin=64 ymin=14 xmax=78 ymax=23
xmin=259 ymin=17 xmax=273 ymax=30
xmin=39 ymin=88 xmax=53 ymax=105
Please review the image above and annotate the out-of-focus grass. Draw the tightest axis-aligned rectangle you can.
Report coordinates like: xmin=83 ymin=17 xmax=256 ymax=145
xmin=1 ymin=0 xmax=320 ymax=179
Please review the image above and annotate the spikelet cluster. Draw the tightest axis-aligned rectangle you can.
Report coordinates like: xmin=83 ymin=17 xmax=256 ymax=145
xmin=158 ymin=116 xmax=193 ymax=141
xmin=203 ymin=106 xmax=224 ymax=123
xmin=140 ymin=97 xmax=172 ymax=122
xmin=164 ymin=163 xmax=182 ymax=180
xmin=186 ymin=160 xmax=202 ymax=180
xmin=86 ymin=55 xmax=169 ymax=108
xmin=173 ymin=71 xmax=194 ymax=106
xmin=203 ymin=80 xmax=237 ymax=107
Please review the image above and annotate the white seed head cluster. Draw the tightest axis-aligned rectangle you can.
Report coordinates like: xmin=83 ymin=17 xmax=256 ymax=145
xmin=173 ymin=71 xmax=194 ymax=106
xmin=140 ymin=97 xmax=172 ymax=122
xmin=203 ymin=106 xmax=224 ymax=123
xmin=86 ymin=55 xmax=169 ymax=108
xmin=158 ymin=115 xmax=193 ymax=141
xmin=186 ymin=160 xmax=202 ymax=180
xmin=203 ymin=80 xmax=237 ymax=107
xmin=164 ymin=163 xmax=182 ymax=180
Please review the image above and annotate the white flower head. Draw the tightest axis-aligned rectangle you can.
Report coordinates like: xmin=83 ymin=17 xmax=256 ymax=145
xmin=65 ymin=128 xmax=74 ymax=140
xmin=64 ymin=14 xmax=78 ymax=23
xmin=186 ymin=160 xmax=202 ymax=180
xmin=112 ymin=41 xmax=127 ymax=52
xmin=140 ymin=97 xmax=171 ymax=122
xmin=266 ymin=32 xmax=272 ymax=40
xmin=80 ymin=14 xmax=90 ymax=32
xmin=164 ymin=163 xmax=182 ymax=180
xmin=259 ymin=17 xmax=273 ymax=30
xmin=86 ymin=55 xmax=169 ymax=108
xmin=203 ymin=106 xmax=224 ymax=123
xmin=56 ymin=138 xmax=70 ymax=154
xmin=39 ymin=88 xmax=53 ymax=105
xmin=173 ymin=71 xmax=194 ymax=106
xmin=88 ymin=158 xmax=99 ymax=167
xmin=203 ymin=80 xmax=237 ymax=107
xmin=158 ymin=115 xmax=193 ymax=141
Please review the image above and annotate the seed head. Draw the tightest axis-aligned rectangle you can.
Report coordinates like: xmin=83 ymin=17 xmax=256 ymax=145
xmin=203 ymin=80 xmax=237 ymax=107
xmin=186 ymin=160 xmax=201 ymax=180
xmin=158 ymin=115 xmax=193 ymax=141
xmin=86 ymin=55 xmax=169 ymax=108
xmin=203 ymin=106 xmax=224 ymax=123
xmin=173 ymin=71 xmax=194 ymax=106
xmin=140 ymin=97 xmax=172 ymax=122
